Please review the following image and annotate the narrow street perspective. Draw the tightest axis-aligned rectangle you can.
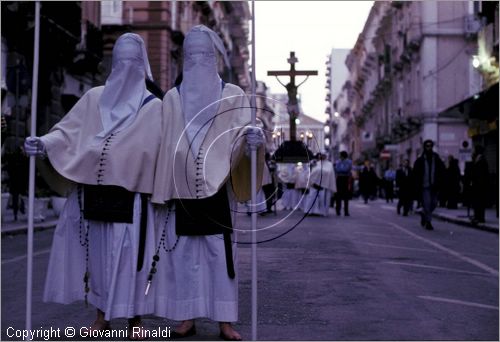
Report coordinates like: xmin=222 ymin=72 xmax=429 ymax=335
xmin=1 ymin=1 xmax=498 ymax=341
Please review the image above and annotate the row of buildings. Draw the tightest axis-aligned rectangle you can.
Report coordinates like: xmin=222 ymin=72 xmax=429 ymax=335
xmin=2 ymin=0 xmax=329 ymax=202
xmin=325 ymin=0 xmax=498 ymax=184
xmin=1 ymin=1 xmax=251 ymax=153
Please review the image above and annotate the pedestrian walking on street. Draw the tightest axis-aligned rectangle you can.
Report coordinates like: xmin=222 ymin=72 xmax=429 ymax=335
xmin=24 ymin=33 xmax=163 ymax=339
xmin=334 ymin=151 xmax=352 ymax=216
xmin=359 ymin=160 xmax=378 ymax=204
xmin=294 ymin=161 xmax=310 ymax=212
xmin=383 ymin=165 xmax=396 ymax=203
xmin=304 ymin=151 xmax=336 ymax=216
xmin=150 ymin=25 xmax=265 ymax=341
xmin=444 ymin=155 xmax=461 ymax=209
xmin=4 ymin=146 xmax=28 ymax=220
xmin=278 ymin=163 xmax=297 ymax=210
xmin=260 ymin=153 xmax=277 ymax=215
xmin=470 ymin=146 xmax=489 ymax=224
xmin=396 ymin=159 xmax=413 ymax=216
xmin=413 ymin=140 xmax=445 ymax=230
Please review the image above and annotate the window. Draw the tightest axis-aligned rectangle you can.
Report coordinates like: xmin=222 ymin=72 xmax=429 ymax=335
xmin=101 ymin=1 xmax=123 ymax=25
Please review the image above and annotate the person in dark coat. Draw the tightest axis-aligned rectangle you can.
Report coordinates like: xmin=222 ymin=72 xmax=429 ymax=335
xmin=334 ymin=151 xmax=353 ymax=216
xmin=359 ymin=160 xmax=378 ymax=204
xmin=262 ymin=153 xmax=277 ymax=214
xmin=383 ymin=165 xmax=396 ymax=203
xmin=470 ymin=146 xmax=489 ymax=224
xmin=396 ymin=159 xmax=413 ymax=216
xmin=5 ymin=147 xmax=28 ymax=220
xmin=445 ymin=155 xmax=461 ymax=209
xmin=413 ymin=140 xmax=446 ymax=230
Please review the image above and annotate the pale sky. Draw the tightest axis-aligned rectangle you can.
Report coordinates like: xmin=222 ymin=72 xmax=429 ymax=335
xmin=253 ymin=1 xmax=374 ymax=122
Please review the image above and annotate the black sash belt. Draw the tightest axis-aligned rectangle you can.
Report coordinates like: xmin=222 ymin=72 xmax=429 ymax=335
xmin=82 ymin=185 xmax=148 ymax=273
xmin=137 ymin=194 xmax=148 ymax=272
xmin=174 ymin=187 xmax=235 ymax=279
xmin=223 ymin=232 xmax=235 ymax=279
xmin=312 ymin=183 xmax=323 ymax=191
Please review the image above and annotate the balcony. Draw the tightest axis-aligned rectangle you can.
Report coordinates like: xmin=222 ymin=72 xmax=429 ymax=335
xmin=389 ymin=116 xmax=423 ymax=143
xmin=393 ymin=61 xmax=403 ymax=72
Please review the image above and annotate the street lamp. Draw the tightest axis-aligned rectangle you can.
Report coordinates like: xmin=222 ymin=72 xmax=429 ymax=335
xmin=306 ymin=131 xmax=313 ymax=148
xmin=334 ymin=111 xmax=340 ymax=118
xmin=472 ymin=55 xmax=480 ymax=69
xmin=276 ymin=130 xmax=282 ymax=145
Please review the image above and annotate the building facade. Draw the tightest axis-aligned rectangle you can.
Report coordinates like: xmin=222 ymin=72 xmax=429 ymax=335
xmin=325 ymin=48 xmax=351 ymax=160
xmin=335 ymin=1 xmax=488 ymax=171
xmin=100 ymin=1 xmax=251 ymax=92
xmin=273 ymin=102 xmax=325 ymax=155
xmin=1 ymin=1 xmax=103 ymax=150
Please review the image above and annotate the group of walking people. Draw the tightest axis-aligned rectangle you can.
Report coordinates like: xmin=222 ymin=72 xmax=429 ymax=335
xmin=276 ymin=150 xmax=352 ymax=218
xmin=367 ymin=140 xmax=490 ymax=230
xmin=411 ymin=140 xmax=490 ymax=229
xmin=24 ymin=27 xmax=265 ymax=340
xmin=274 ymin=138 xmax=491 ymax=231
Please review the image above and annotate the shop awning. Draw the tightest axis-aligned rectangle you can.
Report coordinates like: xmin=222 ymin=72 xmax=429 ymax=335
xmin=439 ymin=82 xmax=499 ymax=121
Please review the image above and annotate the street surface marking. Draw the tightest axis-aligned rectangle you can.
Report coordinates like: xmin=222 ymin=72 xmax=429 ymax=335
xmin=385 ymin=261 xmax=493 ymax=277
xmin=380 ymin=205 xmax=395 ymax=210
xmin=354 ymin=231 xmax=401 ymax=238
xmin=2 ymin=249 xmax=51 ymax=265
xmin=382 ymin=220 xmax=499 ymax=276
xmin=419 ymin=295 xmax=499 ymax=310
xmin=358 ymin=242 xmax=438 ymax=253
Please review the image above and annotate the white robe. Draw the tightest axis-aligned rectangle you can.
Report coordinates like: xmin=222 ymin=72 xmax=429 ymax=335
xmin=278 ymin=164 xmax=297 ymax=211
xmin=41 ymin=87 xmax=163 ymax=320
xmin=303 ymin=160 xmax=336 ymax=217
xmin=245 ymin=189 xmax=267 ymax=214
xmin=151 ymin=83 xmax=263 ymax=322
xmin=303 ymin=188 xmax=332 ymax=217
xmin=294 ymin=166 xmax=310 ymax=212
xmin=43 ymin=189 xmax=157 ymax=320
xmin=153 ymin=185 xmax=238 ymax=322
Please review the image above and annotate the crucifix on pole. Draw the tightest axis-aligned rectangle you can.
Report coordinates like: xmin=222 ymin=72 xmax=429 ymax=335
xmin=267 ymin=51 xmax=317 ymax=141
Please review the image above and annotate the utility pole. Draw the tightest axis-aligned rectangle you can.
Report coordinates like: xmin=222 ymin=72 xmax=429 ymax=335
xmin=268 ymin=52 xmax=317 ymax=141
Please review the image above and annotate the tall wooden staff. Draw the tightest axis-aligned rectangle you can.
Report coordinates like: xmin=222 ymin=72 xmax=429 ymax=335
xmin=250 ymin=0 xmax=258 ymax=340
xmin=26 ymin=1 xmax=40 ymax=337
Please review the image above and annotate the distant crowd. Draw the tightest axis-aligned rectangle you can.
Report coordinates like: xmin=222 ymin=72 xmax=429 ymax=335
xmin=258 ymin=140 xmax=493 ymax=229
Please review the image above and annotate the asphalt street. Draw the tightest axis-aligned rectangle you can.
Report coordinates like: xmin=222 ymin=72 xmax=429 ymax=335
xmin=2 ymin=199 xmax=498 ymax=341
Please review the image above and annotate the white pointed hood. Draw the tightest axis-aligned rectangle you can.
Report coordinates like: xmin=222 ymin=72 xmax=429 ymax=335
xmin=97 ymin=33 xmax=153 ymax=138
xmin=180 ymin=25 xmax=230 ymax=156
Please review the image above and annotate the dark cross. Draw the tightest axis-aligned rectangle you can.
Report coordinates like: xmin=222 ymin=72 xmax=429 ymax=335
xmin=268 ymin=51 xmax=317 ymax=141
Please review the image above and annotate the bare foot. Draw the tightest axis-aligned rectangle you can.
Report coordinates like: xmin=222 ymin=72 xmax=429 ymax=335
xmin=219 ymin=322 xmax=242 ymax=341
xmin=171 ymin=320 xmax=196 ymax=338
xmin=91 ymin=309 xmax=110 ymax=331
xmin=90 ymin=320 xmax=110 ymax=331
xmin=128 ymin=316 xmax=148 ymax=340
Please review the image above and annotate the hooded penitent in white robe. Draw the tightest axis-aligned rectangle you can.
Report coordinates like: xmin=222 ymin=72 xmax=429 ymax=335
xmin=41 ymin=33 xmax=162 ymax=320
xmin=293 ymin=164 xmax=310 ymax=212
xmin=303 ymin=159 xmax=337 ymax=216
xmin=152 ymin=84 xmax=264 ymax=322
xmin=151 ymin=26 xmax=263 ymax=322
xmin=278 ymin=163 xmax=298 ymax=210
